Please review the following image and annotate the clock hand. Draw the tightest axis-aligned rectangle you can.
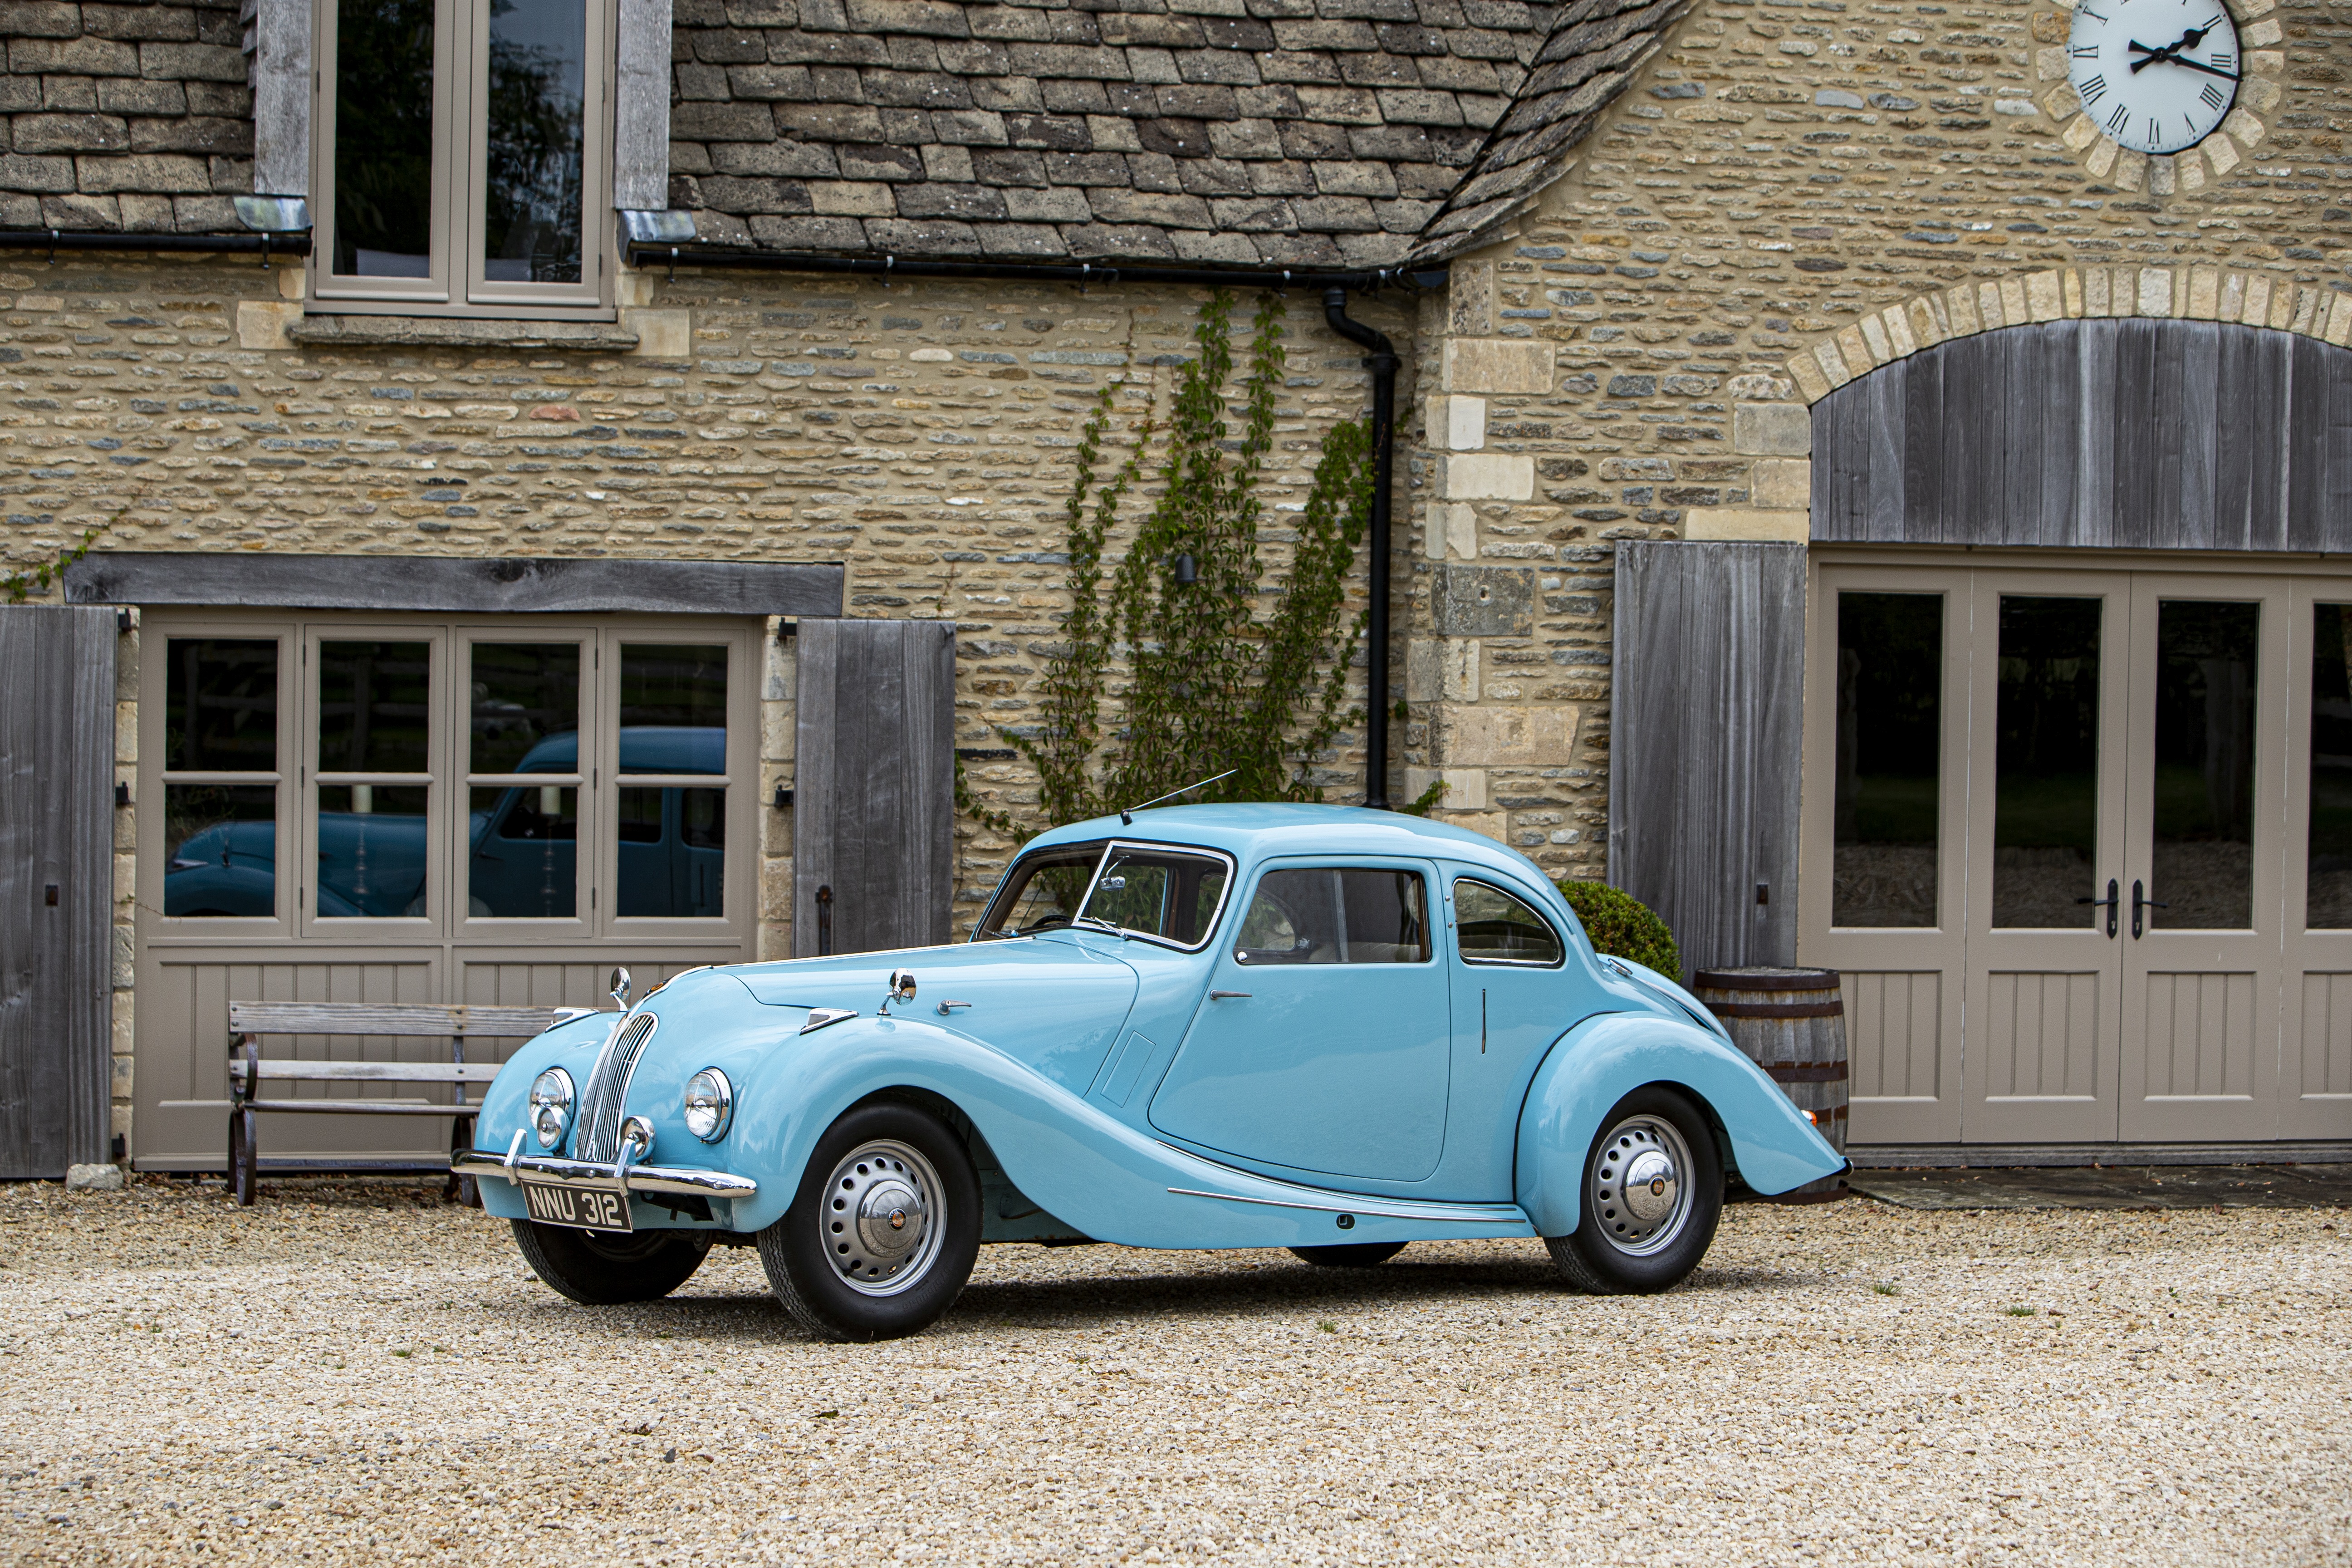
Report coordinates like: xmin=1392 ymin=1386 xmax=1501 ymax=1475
xmin=2127 ymin=26 xmax=2210 ymax=73
xmin=2158 ymin=54 xmax=2239 ymax=81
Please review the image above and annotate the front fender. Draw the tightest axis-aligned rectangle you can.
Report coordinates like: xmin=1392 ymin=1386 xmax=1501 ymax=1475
xmin=1514 ymin=1012 xmax=1844 ymax=1236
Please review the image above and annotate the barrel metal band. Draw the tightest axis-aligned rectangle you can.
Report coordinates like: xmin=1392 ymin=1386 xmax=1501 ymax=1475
xmin=1710 ymin=1000 xmax=1846 ymax=1019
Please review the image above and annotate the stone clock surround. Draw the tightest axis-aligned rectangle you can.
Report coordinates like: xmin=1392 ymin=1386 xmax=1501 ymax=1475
xmin=2033 ymin=0 xmax=2287 ymax=198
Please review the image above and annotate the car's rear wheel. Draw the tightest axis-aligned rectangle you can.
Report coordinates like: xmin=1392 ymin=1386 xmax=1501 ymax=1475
xmin=510 ymin=1220 xmax=711 ymax=1304
xmin=758 ymin=1101 xmax=981 ymax=1342
xmin=1288 ymin=1242 xmax=1407 ymax=1268
xmin=1543 ymin=1085 xmax=1723 ymax=1295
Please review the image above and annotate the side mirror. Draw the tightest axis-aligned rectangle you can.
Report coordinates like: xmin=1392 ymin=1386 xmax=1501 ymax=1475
xmin=609 ymin=966 xmax=632 ymax=1008
xmin=891 ymin=970 xmax=917 ymax=1003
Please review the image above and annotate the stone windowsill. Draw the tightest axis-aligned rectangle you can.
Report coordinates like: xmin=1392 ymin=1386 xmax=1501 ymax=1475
xmin=286 ymin=314 xmax=641 ymax=351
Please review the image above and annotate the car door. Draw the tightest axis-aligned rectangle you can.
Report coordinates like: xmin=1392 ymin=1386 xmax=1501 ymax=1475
xmin=1148 ymin=858 xmax=1450 ymax=1183
xmin=1443 ymin=871 xmax=1572 ymax=1198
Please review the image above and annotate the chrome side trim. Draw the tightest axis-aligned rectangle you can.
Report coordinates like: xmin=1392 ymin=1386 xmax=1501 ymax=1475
xmin=452 ymin=1149 xmax=758 ymax=1200
xmin=1165 ymin=1187 xmax=1528 ymax=1225
xmin=800 ymin=1006 xmax=858 ymax=1034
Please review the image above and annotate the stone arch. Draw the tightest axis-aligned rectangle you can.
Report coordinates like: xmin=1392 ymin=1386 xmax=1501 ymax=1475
xmin=1806 ymin=314 xmax=2352 ymax=554
xmin=1780 ymin=266 xmax=2352 ymax=408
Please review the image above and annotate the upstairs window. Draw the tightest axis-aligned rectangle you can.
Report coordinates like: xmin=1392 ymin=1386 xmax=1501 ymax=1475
xmin=313 ymin=0 xmax=613 ymax=317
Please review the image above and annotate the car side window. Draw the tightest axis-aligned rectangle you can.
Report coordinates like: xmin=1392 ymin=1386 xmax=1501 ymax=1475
xmin=1234 ymin=868 xmax=1430 ymax=964
xmin=1454 ymin=879 xmax=1565 ymax=966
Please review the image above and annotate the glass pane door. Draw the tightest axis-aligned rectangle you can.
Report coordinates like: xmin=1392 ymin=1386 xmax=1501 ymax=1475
xmin=2118 ymin=577 xmax=2289 ymax=1142
xmin=464 ymin=640 xmax=583 ymax=921
xmin=1960 ymin=574 xmax=2131 ymax=1144
xmin=611 ymin=643 xmax=730 ymax=921
xmin=2283 ymin=588 xmax=2352 ymax=1138
xmin=312 ymin=637 xmax=436 ymax=921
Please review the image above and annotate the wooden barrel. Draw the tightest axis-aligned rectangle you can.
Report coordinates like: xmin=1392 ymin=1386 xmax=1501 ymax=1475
xmin=1691 ymin=967 xmax=1847 ymax=1202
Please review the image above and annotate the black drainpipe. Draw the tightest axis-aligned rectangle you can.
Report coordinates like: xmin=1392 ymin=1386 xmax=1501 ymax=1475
xmin=1323 ymin=286 xmax=1398 ymax=811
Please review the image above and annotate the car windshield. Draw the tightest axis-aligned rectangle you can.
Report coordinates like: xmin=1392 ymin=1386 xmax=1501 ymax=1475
xmin=975 ymin=840 xmax=1232 ymax=949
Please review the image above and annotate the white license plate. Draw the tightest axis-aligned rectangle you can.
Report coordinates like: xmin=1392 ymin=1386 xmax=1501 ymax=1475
xmin=520 ymin=1179 xmax=632 ymax=1232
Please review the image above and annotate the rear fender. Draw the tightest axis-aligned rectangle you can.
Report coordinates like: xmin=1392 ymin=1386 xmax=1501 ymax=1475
xmin=1514 ymin=1012 xmax=1844 ymax=1236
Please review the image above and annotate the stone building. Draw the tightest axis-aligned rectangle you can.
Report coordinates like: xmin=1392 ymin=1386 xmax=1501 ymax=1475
xmin=0 ymin=0 xmax=2344 ymax=1178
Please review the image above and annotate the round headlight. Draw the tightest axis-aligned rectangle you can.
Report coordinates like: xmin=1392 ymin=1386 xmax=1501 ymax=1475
xmin=528 ymin=1068 xmax=575 ymax=1150
xmin=682 ymin=1068 xmax=733 ymax=1143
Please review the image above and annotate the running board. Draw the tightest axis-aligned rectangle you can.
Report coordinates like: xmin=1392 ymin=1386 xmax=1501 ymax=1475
xmin=1159 ymin=1154 xmax=1528 ymax=1226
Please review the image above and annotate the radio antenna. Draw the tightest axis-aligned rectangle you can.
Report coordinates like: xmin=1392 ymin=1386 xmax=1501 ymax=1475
xmin=1119 ymin=767 xmax=1237 ymax=826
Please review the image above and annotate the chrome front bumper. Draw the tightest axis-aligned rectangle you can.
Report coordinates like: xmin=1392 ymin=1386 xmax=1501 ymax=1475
xmin=452 ymin=1147 xmax=758 ymax=1200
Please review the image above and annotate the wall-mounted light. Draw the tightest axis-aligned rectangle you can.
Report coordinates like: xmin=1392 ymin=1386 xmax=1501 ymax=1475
xmin=1172 ymin=553 xmax=1197 ymax=585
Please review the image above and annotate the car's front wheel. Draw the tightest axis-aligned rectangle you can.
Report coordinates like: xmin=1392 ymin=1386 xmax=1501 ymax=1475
xmin=510 ymin=1220 xmax=711 ymax=1304
xmin=758 ymin=1101 xmax=982 ymax=1342
xmin=1543 ymin=1085 xmax=1724 ymax=1295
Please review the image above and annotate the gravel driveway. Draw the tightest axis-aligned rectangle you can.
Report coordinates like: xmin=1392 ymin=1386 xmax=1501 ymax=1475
xmin=3 ymin=1179 xmax=2347 ymax=1567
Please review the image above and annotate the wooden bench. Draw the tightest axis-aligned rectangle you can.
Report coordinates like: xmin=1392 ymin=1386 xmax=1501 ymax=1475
xmin=227 ymin=1001 xmax=598 ymax=1206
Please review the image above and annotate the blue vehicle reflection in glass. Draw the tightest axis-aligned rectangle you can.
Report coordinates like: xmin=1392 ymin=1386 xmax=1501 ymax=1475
xmin=162 ymin=727 xmax=726 ymax=920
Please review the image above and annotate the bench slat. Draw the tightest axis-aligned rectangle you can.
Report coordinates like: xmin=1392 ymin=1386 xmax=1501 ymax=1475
xmin=228 ymin=1002 xmax=589 ymax=1038
xmin=245 ymin=1061 xmax=503 ymax=1083
xmin=241 ymin=1100 xmax=480 ymax=1117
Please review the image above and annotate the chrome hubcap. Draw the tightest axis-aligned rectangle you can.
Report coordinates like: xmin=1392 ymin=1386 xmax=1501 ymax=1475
xmin=822 ymin=1140 xmax=944 ymax=1297
xmin=1588 ymin=1115 xmax=1695 ymax=1257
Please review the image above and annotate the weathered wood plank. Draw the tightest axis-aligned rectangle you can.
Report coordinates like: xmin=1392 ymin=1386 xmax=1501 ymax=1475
xmin=1610 ymin=543 xmax=1803 ymax=978
xmin=244 ymin=1061 xmax=505 ymax=1083
xmin=1809 ymin=319 xmax=2352 ymax=554
xmin=65 ymin=554 xmax=845 ymax=620
xmin=0 ymin=607 xmax=114 ymax=1179
xmin=794 ymin=621 xmax=957 ymax=956
xmin=250 ymin=0 xmax=310 ymax=198
xmin=229 ymin=1001 xmax=573 ymax=1037
xmin=612 ymin=0 xmax=673 ymax=212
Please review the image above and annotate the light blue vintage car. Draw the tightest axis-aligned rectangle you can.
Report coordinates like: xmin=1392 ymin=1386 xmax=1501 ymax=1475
xmin=454 ymin=805 xmax=1846 ymax=1341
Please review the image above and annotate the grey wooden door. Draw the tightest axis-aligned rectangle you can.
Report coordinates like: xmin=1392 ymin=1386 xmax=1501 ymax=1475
xmin=0 ymin=607 xmax=116 ymax=1178
xmin=1609 ymin=542 xmax=1806 ymax=978
xmin=794 ymin=620 xmax=957 ymax=956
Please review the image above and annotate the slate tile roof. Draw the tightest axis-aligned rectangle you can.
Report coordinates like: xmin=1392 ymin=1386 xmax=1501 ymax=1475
xmin=671 ymin=0 xmax=1681 ymax=269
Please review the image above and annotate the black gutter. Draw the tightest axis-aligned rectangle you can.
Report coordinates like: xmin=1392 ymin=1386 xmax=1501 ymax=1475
xmin=1323 ymin=286 xmax=1400 ymax=811
xmin=620 ymin=242 xmax=1436 ymax=295
xmin=0 ymin=228 xmax=311 ymax=258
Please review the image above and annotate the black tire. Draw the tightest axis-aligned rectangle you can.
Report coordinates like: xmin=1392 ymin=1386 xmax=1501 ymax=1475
xmin=1288 ymin=1242 xmax=1408 ymax=1268
xmin=757 ymin=1101 xmax=982 ymax=1343
xmin=510 ymin=1220 xmax=711 ymax=1305
xmin=1544 ymin=1085 xmax=1724 ymax=1295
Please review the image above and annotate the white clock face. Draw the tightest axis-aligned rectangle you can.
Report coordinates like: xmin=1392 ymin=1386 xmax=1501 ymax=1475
xmin=2068 ymin=0 xmax=2241 ymax=155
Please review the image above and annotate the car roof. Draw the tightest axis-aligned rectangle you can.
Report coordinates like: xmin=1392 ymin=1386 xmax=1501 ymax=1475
xmin=1026 ymin=803 xmax=1563 ymax=893
xmin=513 ymin=726 xmax=724 ymax=774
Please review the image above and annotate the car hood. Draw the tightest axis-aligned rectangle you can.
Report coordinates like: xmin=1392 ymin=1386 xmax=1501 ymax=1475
xmin=716 ymin=932 xmax=1146 ymax=1093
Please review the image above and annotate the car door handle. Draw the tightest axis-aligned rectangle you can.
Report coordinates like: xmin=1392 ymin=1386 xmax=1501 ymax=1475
xmin=1208 ymin=990 xmax=1250 ymax=1000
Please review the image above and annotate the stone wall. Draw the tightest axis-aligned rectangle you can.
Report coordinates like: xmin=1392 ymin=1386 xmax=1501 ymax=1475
xmin=0 ymin=255 xmax=1411 ymax=1082
xmin=1403 ymin=0 xmax=2352 ymax=883
xmin=0 ymin=0 xmax=253 ymax=231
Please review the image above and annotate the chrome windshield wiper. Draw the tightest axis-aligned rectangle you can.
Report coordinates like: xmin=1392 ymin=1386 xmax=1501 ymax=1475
xmin=1072 ymin=914 xmax=1141 ymax=940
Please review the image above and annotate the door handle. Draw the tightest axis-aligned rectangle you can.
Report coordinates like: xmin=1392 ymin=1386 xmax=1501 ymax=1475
xmin=2077 ymin=878 xmax=2119 ymax=939
xmin=1208 ymin=990 xmax=1250 ymax=1000
xmin=2130 ymin=880 xmax=2169 ymax=939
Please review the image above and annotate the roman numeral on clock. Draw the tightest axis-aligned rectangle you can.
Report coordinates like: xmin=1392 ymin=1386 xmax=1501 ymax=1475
xmin=2071 ymin=44 xmax=2099 ymax=57
xmin=2107 ymin=103 xmax=2130 ymax=135
xmin=2080 ymin=73 xmax=2108 ymax=106
xmin=2147 ymin=115 xmax=2161 ymax=146
xmin=2211 ymin=52 xmax=2234 ymax=70
xmin=2201 ymin=83 xmax=2228 ymax=110
xmin=2079 ymin=5 xmax=2107 ymax=18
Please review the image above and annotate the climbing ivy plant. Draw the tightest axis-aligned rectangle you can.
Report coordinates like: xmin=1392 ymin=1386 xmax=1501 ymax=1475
xmin=963 ymin=289 xmax=1377 ymax=840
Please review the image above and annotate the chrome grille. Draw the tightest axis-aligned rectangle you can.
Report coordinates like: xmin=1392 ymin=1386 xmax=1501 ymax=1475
xmin=576 ymin=1012 xmax=657 ymax=1162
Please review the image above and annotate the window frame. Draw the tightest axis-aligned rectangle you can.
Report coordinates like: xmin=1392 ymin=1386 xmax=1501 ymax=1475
xmin=1231 ymin=859 xmax=1437 ymax=967
xmin=139 ymin=612 xmax=756 ymax=944
xmin=1450 ymin=876 xmax=1568 ymax=970
xmin=308 ymin=0 xmax=618 ymax=320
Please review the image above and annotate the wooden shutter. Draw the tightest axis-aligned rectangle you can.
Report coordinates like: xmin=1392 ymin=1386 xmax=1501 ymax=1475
xmin=0 ymin=607 xmax=116 ymax=1178
xmin=792 ymin=620 xmax=957 ymax=957
xmin=1609 ymin=543 xmax=1805 ymax=978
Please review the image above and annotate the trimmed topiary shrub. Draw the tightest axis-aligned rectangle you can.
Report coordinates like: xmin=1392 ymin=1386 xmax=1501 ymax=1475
xmin=1557 ymin=881 xmax=1681 ymax=980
